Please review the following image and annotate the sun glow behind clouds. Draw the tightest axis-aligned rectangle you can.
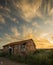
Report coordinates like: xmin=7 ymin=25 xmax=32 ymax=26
xmin=38 ymin=33 xmax=53 ymax=44
xmin=0 ymin=0 xmax=53 ymax=49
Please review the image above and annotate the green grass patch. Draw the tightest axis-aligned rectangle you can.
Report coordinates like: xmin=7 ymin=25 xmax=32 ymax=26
xmin=0 ymin=49 xmax=53 ymax=65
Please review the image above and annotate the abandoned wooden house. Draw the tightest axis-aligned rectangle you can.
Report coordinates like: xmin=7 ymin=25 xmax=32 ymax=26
xmin=3 ymin=39 xmax=36 ymax=55
xmin=0 ymin=49 xmax=3 ymax=53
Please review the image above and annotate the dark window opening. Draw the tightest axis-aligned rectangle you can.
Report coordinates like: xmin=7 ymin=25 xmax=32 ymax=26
xmin=20 ymin=42 xmax=26 ymax=52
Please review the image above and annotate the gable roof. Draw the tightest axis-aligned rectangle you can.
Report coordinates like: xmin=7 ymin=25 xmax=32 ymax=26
xmin=3 ymin=39 xmax=36 ymax=47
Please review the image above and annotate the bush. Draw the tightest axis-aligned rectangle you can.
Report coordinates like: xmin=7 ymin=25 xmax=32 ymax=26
xmin=0 ymin=49 xmax=53 ymax=65
xmin=0 ymin=52 xmax=8 ymax=57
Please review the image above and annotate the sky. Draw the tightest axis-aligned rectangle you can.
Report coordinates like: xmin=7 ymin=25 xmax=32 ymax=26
xmin=0 ymin=0 xmax=53 ymax=49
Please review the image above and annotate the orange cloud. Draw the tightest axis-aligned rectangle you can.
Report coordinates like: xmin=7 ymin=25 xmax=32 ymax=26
xmin=3 ymin=27 xmax=21 ymax=44
xmin=0 ymin=15 xmax=5 ymax=24
xmin=11 ymin=27 xmax=20 ymax=38
xmin=32 ymin=22 xmax=40 ymax=28
xmin=49 ymin=8 xmax=53 ymax=16
xmin=0 ymin=38 xmax=3 ymax=42
xmin=4 ymin=33 xmax=20 ymax=44
xmin=4 ymin=7 xmax=11 ymax=13
xmin=45 ymin=17 xmax=53 ymax=25
xmin=15 ymin=0 xmax=42 ymax=22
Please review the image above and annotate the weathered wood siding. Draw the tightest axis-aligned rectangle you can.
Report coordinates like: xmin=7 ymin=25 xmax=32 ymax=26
xmin=3 ymin=39 xmax=36 ymax=55
xmin=25 ymin=40 xmax=36 ymax=54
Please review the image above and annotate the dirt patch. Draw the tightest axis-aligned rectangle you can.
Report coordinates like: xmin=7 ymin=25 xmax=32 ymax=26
xmin=0 ymin=57 xmax=26 ymax=65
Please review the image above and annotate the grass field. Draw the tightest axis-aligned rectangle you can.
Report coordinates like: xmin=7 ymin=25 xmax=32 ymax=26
xmin=0 ymin=49 xmax=53 ymax=65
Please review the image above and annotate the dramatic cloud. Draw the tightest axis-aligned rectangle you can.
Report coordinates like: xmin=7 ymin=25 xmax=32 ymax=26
xmin=15 ymin=0 xmax=42 ymax=22
xmin=0 ymin=26 xmax=3 ymax=29
xmin=0 ymin=0 xmax=53 ymax=49
xmin=22 ymin=25 xmax=33 ymax=39
xmin=5 ymin=26 xmax=20 ymax=41
xmin=32 ymin=22 xmax=40 ymax=28
xmin=21 ymin=25 xmax=37 ymax=42
xmin=49 ymin=8 xmax=53 ymax=16
xmin=0 ymin=37 xmax=3 ymax=42
xmin=0 ymin=15 xmax=5 ymax=24
xmin=45 ymin=17 xmax=53 ymax=25
xmin=4 ymin=33 xmax=18 ymax=43
xmin=11 ymin=27 xmax=20 ymax=38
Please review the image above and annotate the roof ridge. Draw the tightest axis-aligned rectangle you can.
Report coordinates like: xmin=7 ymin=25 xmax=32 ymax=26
xmin=3 ymin=39 xmax=33 ymax=47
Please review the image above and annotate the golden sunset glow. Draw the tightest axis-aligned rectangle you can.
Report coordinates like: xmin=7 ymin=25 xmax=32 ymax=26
xmin=0 ymin=0 xmax=53 ymax=49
